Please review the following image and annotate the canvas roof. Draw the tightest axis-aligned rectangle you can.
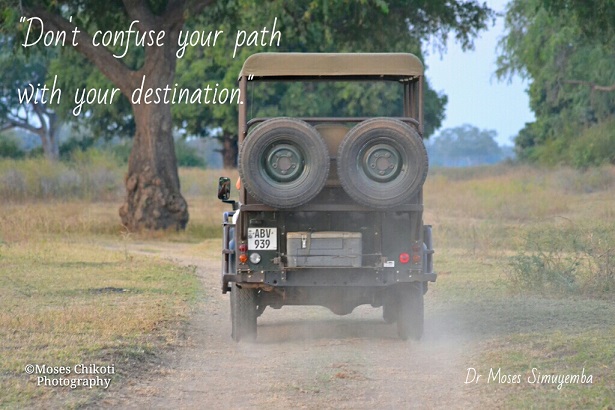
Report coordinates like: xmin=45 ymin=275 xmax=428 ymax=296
xmin=239 ymin=53 xmax=423 ymax=79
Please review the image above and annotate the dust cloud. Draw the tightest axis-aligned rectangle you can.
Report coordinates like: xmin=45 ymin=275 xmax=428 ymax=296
xmin=104 ymin=249 xmax=485 ymax=409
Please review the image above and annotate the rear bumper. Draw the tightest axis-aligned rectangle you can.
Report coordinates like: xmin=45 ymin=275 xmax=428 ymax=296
xmin=222 ymin=268 xmax=436 ymax=293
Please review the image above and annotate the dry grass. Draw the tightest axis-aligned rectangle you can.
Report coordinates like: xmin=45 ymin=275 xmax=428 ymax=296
xmin=424 ymin=165 xmax=615 ymax=408
xmin=0 ymin=153 xmax=124 ymax=202
xmin=0 ymin=239 xmax=199 ymax=408
xmin=1 ymin=158 xmax=614 ymax=408
xmin=0 ymin=159 xmax=210 ymax=408
xmin=424 ymin=165 xmax=615 ymax=254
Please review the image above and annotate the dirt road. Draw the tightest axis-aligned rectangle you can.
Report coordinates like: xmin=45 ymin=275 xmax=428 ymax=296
xmin=105 ymin=243 xmax=485 ymax=409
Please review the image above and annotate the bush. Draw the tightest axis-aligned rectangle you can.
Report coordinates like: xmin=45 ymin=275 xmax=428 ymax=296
xmin=0 ymin=134 xmax=25 ymax=159
xmin=108 ymin=139 xmax=132 ymax=164
xmin=59 ymin=136 xmax=97 ymax=160
xmin=0 ymin=150 xmax=124 ymax=202
xmin=567 ymin=119 xmax=615 ymax=168
xmin=175 ymin=139 xmax=206 ymax=168
xmin=508 ymin=224 xmax=615 ymax=298
xmin=550 ymin=166 xmax=615 ymax=194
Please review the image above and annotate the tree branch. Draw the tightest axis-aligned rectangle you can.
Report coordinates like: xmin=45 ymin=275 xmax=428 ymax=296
xmin=565 ymin=80 xmax=615 ymax=92
xmin=24 ymin=6 xmax=137 ymax=96
xmin=11 ymin=109 xmax=32 ymax=127
xmin=122 ymin=0 xmax=156 ymax=31
xmin=31 ymin=102 xmax=48 ymax=133
xmin=0 ymin=123 xmax=13 ymax=132
xmin=3 ymin=114 xmax=41 ymax=135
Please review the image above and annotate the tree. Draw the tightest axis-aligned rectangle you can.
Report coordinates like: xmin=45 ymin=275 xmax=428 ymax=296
xmin=0 ymin=44 xmax=60 ymax=159
xmin=2 ymin=1 xmax=215 ymax=230
xmin=1 ymin=0 xmax=494 ymax=228
xmin=497 ymin=0 xmax=615 ymax=165
xmin=173 ymin=0 xmax=491 ymax=167
xmin=541 ymin=0 xmax=615 ymax=46
xmin=427 ymin=124 xmax=504 ymax=167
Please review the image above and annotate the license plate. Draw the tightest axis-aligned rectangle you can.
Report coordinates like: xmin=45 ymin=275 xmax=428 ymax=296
xmin=247 ymin=228 xmax=277 ymax=250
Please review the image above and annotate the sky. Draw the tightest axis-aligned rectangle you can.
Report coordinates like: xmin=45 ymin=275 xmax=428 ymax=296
xmin=424 ymin=0 xmax=535 ymax=146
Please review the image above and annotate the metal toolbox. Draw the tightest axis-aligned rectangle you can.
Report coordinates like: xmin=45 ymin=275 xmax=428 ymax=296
xmin=286 ymin=231 xmax=362 ymax=268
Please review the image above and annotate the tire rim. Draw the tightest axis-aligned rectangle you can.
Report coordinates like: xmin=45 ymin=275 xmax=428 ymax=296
xmin=360 ymin=143 xmax=402 ymax=182
xmin=263 ymin=142 xmax=305 ymax=183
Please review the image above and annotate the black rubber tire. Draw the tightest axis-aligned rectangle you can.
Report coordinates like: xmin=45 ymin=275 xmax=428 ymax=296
xmin=383 ymin=302 xmax=398 ymax=324
xmin=396 ymin=283 xmax=424 ymax=341
xmin=230 ymin=284 xmax=257 ymax=342
xmin=238 ymin=118 xmax=330 ymax=208
xmin=337 ymin=118 xmax=428 ymax=209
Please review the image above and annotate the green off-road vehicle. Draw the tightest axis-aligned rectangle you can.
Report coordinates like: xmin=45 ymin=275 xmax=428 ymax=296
xmin=218 ymin=53 xmax=436 ymax=342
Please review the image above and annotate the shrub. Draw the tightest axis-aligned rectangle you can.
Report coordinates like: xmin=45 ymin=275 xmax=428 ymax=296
xmin=550 ymin=166 xmax=615 ymax=194
xmin=508 ymin=224 xmax=615 ymax=298
xmin=69 ymin=149 xmax=125 ymax=200
xmin=0 ymin=134 xmax=25 ymax=159
xmin=568 ymin=119 xmax=615 ymax=168
xmin=175 ymin=139 xmax=206 ymax=168
xmin=108 ymin=139 xmax=132 ymax=164
xmin=0 ymin=151 xmax=124 ymax=202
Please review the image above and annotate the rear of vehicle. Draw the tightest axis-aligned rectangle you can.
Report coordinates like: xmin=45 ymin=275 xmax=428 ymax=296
xmin=219 ymin=53 xmax=436 ymax=342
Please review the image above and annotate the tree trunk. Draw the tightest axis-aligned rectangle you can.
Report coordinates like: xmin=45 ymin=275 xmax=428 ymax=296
xmin=37 ymin=130 xmax=59 ymax=161
xmin=120 ymin=103 xmax=188 ymax=230
xmin=220 ymin=134 xmax=238 ymax=169
xmin=48 ymin=113 xmax=60 ymax=160
xmin=119 ymin=64 xmax=188 ymax=231
xmin=28 ymin=2 xmax=192 ymax=231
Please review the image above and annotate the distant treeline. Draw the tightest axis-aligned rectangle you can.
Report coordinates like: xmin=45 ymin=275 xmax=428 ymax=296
xmin=426 ymin=124 xmax=514 ymax=168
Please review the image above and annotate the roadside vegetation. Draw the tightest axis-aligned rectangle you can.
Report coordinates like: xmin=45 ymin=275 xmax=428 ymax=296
xmin=1 ymin=156 xmax=613 ymax=407
xmin=426 ymin=164 xmax=615 ymax=407
xmin=0 ymin=155 xmax=219 ymax=408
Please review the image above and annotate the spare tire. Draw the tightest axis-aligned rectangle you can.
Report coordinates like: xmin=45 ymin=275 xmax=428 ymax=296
xmin=337 ymin=118 xmax=428 ymax=209
xmin=239 ymin=118 xmax=330 ymax=208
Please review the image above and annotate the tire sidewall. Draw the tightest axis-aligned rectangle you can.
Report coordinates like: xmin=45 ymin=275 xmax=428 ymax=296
xmin=337 ymin=118 xmax=428 ymax=209
xmin=239 ymin=118 xmax=330 ymax=208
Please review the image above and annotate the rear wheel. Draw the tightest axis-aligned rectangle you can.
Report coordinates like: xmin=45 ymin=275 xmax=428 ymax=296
xmin=396 ymin=283 xmax=424 ymax=341
xmin=383 ymin=302 xmax=398 ymax=324
xmin=337 ymin=118 xmax=428 ymax=209
xmin=230 ymin=284 xmax=257 ymax=342
xmin=238 ymin=118 xmax=330 ymax=208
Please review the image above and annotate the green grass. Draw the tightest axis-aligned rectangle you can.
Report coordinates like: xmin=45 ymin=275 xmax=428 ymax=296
xmin=0 ymin=239 xmax=200 ymax=408
xmin=423 ymin=165 xmax=615 ymax=408
xmin=0 ymin=161 xmax=220 ymax=407
xmin=0 ymin=157 xmax=613 ymax=408
xmin=431 ymin=249 xmax=615 ymax=408
xmin=479 ymin=330 xmax=615 ymax=409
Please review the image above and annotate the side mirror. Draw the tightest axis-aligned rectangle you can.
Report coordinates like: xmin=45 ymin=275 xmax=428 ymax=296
xmin=217 ymin=177 xmax=231 ymax=201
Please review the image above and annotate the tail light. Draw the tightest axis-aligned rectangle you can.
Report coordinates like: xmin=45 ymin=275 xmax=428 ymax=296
xmin=399 ymin=252 xmax=410 ymax=264
xmin=238 ymin=243 xmax=248 ymax=264
xmin=411 ymin=242 xmax=422 ymax=264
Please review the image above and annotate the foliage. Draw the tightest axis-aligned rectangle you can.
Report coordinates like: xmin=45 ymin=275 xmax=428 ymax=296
xmin=58 ymin=132 xmax=97 ymax=159
xmin=175 ymin=0 xmax=492 ymax=145
xmin=566 ymin=118 xmax=615 ymax=167
xmin=1 ymin=1 xmax=495 ymax=229
xmin=509 ymin=224 xmax=615 ymax=298
xmin=48 ymin=51 xmax=137 ymax=140
xmin=541 ymin=0 xmax=615 ymax=45
xmin=175 ymin=139 xmax=206 ymax=168
xmin=3 ymin=0 xmax=493 ymax=164
xmin=0 ymin=39 xmax=60 ymax=159
xmin=497 ymin=0 xmax=615 ymax=167
xmin=0 ymin=150 xmax=124 ymax=201
xmin=427 ymin=124 xmax=508 ymax=167
xmin=0 ymin=132 xmax=24 ymax=158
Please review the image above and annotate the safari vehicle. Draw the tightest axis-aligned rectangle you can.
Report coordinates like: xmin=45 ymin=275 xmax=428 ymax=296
xmin=218 ymin=53 xmax=436 ymax=342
